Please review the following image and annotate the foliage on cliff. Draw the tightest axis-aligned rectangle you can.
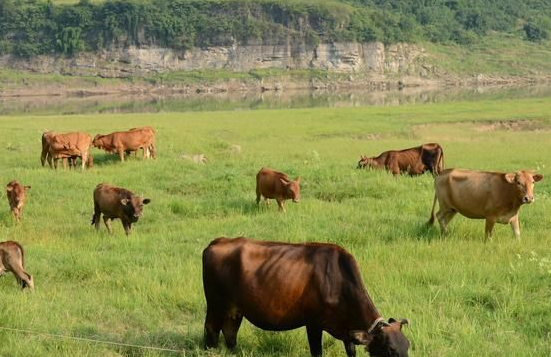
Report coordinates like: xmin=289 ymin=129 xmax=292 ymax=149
xmin=1 ymin=0 xmax=550 ymax=57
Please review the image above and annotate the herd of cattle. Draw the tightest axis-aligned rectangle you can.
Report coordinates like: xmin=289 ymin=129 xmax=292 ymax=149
xmin=2 ymin=132 xmax=545 ymax=357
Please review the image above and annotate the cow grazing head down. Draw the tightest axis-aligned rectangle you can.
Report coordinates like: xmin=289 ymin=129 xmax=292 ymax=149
xmin=351 ymin=318 xmax=410 ymax=357
xmin=504 ymin=171 xmax=543 ymax=204
xmin=92 ymin=134 xmax=105 ymax=149
xmin=121 ymin=196 xmax=151 ymax=222
xmin=280 ymin=177 xmax=301 ymax=203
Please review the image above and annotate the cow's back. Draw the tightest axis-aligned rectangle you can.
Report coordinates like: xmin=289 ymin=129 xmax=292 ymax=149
xmin=93 ymin=183 xmax=128 ymax=217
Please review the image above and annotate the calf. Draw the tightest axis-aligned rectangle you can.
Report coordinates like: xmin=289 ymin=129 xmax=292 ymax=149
xmin=203 ymin=237 xmax=410 ymax=357
xmin=256 ymin=167 xmax=301 ymax=212
xmin=358 ymin=143 xmax=444 ymax=176
xmin=91 ymin=183 xmax=151 ymax=235
xmin=428 ymin=169 xmax=543 ymax=239
xmin=6 ymin=180 xmax=30 ymax=221
xmin=93 ymin=127 xmax=155 ymax=161
xmin=0 ymin=241 xmax=34 ymax=290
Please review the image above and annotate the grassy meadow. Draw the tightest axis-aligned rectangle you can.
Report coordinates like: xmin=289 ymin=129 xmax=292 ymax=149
xmin=0 ymin=97 xmax=551 ymax=357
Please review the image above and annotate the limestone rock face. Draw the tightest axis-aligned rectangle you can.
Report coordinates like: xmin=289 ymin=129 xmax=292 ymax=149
xmin=0 ymin=41 xmax=426 ymax=78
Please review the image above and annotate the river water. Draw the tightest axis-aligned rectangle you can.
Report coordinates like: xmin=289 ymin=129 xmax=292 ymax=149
xmin=2 ymin=84 xmax=551 ymax=116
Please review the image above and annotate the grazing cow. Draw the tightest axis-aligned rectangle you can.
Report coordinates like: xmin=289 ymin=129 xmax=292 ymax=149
xmin=0 ymin=241 xmax=34 ymax=290
xmin=256 ymin=167 xmax=301 ymax=212
xmin=93 ymin=127 xmax=155 ymax=161
xmin=41 ymin=131 xmax=92 ymax=169
xmin=6 ymin=180 xmax=30 ymax=222
xmin=203 ymin=237 xmax=410 ymax=357
xmin=91 ymin=183 xmax=151 ymax=235
xmin=358 ymin=143 xmax=444 ymax=176
xmin=428 ymin=169 xmax=543 ymax=239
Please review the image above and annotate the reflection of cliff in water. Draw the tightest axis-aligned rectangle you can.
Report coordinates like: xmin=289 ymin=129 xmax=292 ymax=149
xmin=2 ymin=85 xmax=551 ymax=116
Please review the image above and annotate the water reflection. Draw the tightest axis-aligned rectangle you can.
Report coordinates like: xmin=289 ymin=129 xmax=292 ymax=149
xmin=2 ymin=85 xmax=551 ymax=116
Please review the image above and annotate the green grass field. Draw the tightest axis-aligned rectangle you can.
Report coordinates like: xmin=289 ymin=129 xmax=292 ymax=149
xmin=1 ymin=97 xmax=551 ymax=357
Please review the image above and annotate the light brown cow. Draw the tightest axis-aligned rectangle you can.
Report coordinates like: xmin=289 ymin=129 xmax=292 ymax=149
xmin=6 ymin=180 xmax=30 ymax=222
xmin=41 ymin=131 xmax=92 ymax=169
xmin=0 ymin=241 xmax=34 ymax=290
xmin=91 ymin=183 xmax=151 ymax=235
xmin=256 ymin=167 xmax=300 ymax=212
xmin=358 ymin=143 xmax=444 ymax=176
xmin=93 ymin=127 xmax=155 ymax=161
xmin=428 ymin=169 xmax=543 ymax=239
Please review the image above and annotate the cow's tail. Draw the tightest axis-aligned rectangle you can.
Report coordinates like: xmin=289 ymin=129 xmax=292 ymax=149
xmin=428 ymin=193 xmax=437 ymax=225
xmin=437 ymin=147 xmax=445 ymax=175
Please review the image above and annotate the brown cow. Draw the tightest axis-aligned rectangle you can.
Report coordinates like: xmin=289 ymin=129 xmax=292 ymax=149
xmin=428 ymin=169 xmax=543 ymax=239
xmin=91 ymin=183 xmax=151 ymax=235
xmin=93 ymin=127 xmax=155 ymax=161
xmin=203 ymin=237 xmax=410 ymax=357
xmin=0 ymin=241 xmax=34 ymax=290
xmin=256 ymin=167 xmax=301 ymax=212
xmin=6 ymin=180 xmax=30 ymax=222
xmin=358 ymin=143 xmax=444 ymax=176
xmin=41 ymin=131 xmax=92 ymax=169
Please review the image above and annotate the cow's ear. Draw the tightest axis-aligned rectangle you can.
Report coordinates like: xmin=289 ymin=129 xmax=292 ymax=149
xmin=24 ymin=186 xmax=31 ymax=191
xmin=295 ymin=176 xmax=301 ymax=183
xmin=120 ymin=198 xmax=129 ymax=205
xmin=350 ymin=330 xmax=372 ymax=345
xmin=504 ymin=173 xmax=516 ymax=183
xmin=6 ymin=186 xmax=13 ymax=192
xmin=533 ymin=174 xmax=543 ymax=182
xmin=280 ymin=178 xmax=290 ymax=186
xmin=142 ymin=198 xmax=151 ymax=205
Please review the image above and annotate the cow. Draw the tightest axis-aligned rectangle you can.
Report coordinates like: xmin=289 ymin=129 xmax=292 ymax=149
xmin=203 ymin=237 xmax=410 ymax=357
xmin=256 ymin=167 xmax=301 ymax=212
xmin=91 ymin=183 xmax=151 ymax=235
xmin=358 ymin=143 xmax=444 ymax=176
xmin=428 ymin=169 xmax=543 ymax=239
xmin=0 ymin=241 xmax=34 ymax=290
xmin=93 ymin=127 xmax=155 ymax=161
xmin=6 ymin=180 xmax=30 ymax=222
xmin=41 ymin=131 xmax=92 ymax=169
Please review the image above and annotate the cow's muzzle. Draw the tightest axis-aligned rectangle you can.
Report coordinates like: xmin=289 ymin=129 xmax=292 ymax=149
xmin=523 ymin=196 xmax=534 ymax=204
xmin=292 ymin=198 xmax=300 ymax=203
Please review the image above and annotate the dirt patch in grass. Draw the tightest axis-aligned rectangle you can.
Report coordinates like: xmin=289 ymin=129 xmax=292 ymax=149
xmin=476 ymin=119 xmax=550 ymax=132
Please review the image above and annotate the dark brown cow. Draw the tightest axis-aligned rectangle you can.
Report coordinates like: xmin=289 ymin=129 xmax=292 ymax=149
xmin=6 ymin=180 xmax=30 ymax=222
xmin=203 ymin=237 xmax=410 ymax=357
xmin=256 ymin=167 xmax=301 ymax=212
xmin=93 ymin=127 xmax=155 ymax=161
xmin=429 ymin=169 xmax=543 ymax=239
xmin=358 ymin=143 xmax=444 ymax=176
xmin=41 ymin=131 xmax=92 ymax=169
xmin=91 ymin=183 xmax=151 ymax=235
xmin=0 ymin=241 xmax=34 ymax=290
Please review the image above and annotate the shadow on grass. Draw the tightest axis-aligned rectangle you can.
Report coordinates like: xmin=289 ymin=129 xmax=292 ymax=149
xmin=412 ymin=221 xmax=441 ymax=243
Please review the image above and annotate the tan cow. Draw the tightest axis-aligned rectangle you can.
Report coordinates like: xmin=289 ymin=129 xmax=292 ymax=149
xmin=256 ymin=167 xmax=301 ymax=212
xmin=93 ymin=127 xmax=155 ymax=161
xmin=6 ymin=180 xmax=30 ymax=222
xmin=41 ymin=131 xmax=92 ymax=169
xmin=0 ymin=241 xmax=34 ymax=290
xmin=428 ymin=169 xmax=543 ymax=239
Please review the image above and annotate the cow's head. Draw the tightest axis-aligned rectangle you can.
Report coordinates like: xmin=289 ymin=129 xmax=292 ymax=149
xmin=121 ymin=195 xmax=151 ymax=222
xmin=351 ymin=318 xmax=410 ymax=357
xmin=92 ymin=134 xmax=104 ymax=148
xmin=504 ymin=171 xmax=543 ymax=204
xmin=357 ymin=156 xmax=381 ymax=169
xmin=280 ymin=177 xmax=301 ymax=203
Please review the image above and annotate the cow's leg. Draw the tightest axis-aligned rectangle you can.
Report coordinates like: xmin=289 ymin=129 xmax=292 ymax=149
xmin=485 ymin=218 xmax=496 ymax=240
xmin=510 ymin=214 xmax=520 ymax=239
xmin=255 ymin=188 xmax=261 ymax=206
xmin=122 ymin=221 xmax=132 ymax=235
xmin=118 ymin=148 xmax=125 ymax=162
xmin=204 ymin=306 xmax=224 ymax=349
xmin=11 ymin=265 xmax=34 ymax=290
xmin=62 ymin=157 xmax=68 ymax=169
xmin=92 ymin=202 xmax=102 ymax=230
xmin=103 ymin=216 xmax=112 ymax=233
xmin=276 ymin=198 xmax=286 ymax=213
xmin=306 ymin=325 xmax=323 ymax=357
xmin=222 ymin=314 xmax=243 ymax=350
xmin=344 ymin=341 xmax=356 ymax=357
xmin=436 ymin=208 xmax=456 ymax=235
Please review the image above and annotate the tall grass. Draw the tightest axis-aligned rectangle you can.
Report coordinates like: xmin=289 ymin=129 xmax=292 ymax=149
xmin=0 ymin=98 xmax=550 ymax=356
